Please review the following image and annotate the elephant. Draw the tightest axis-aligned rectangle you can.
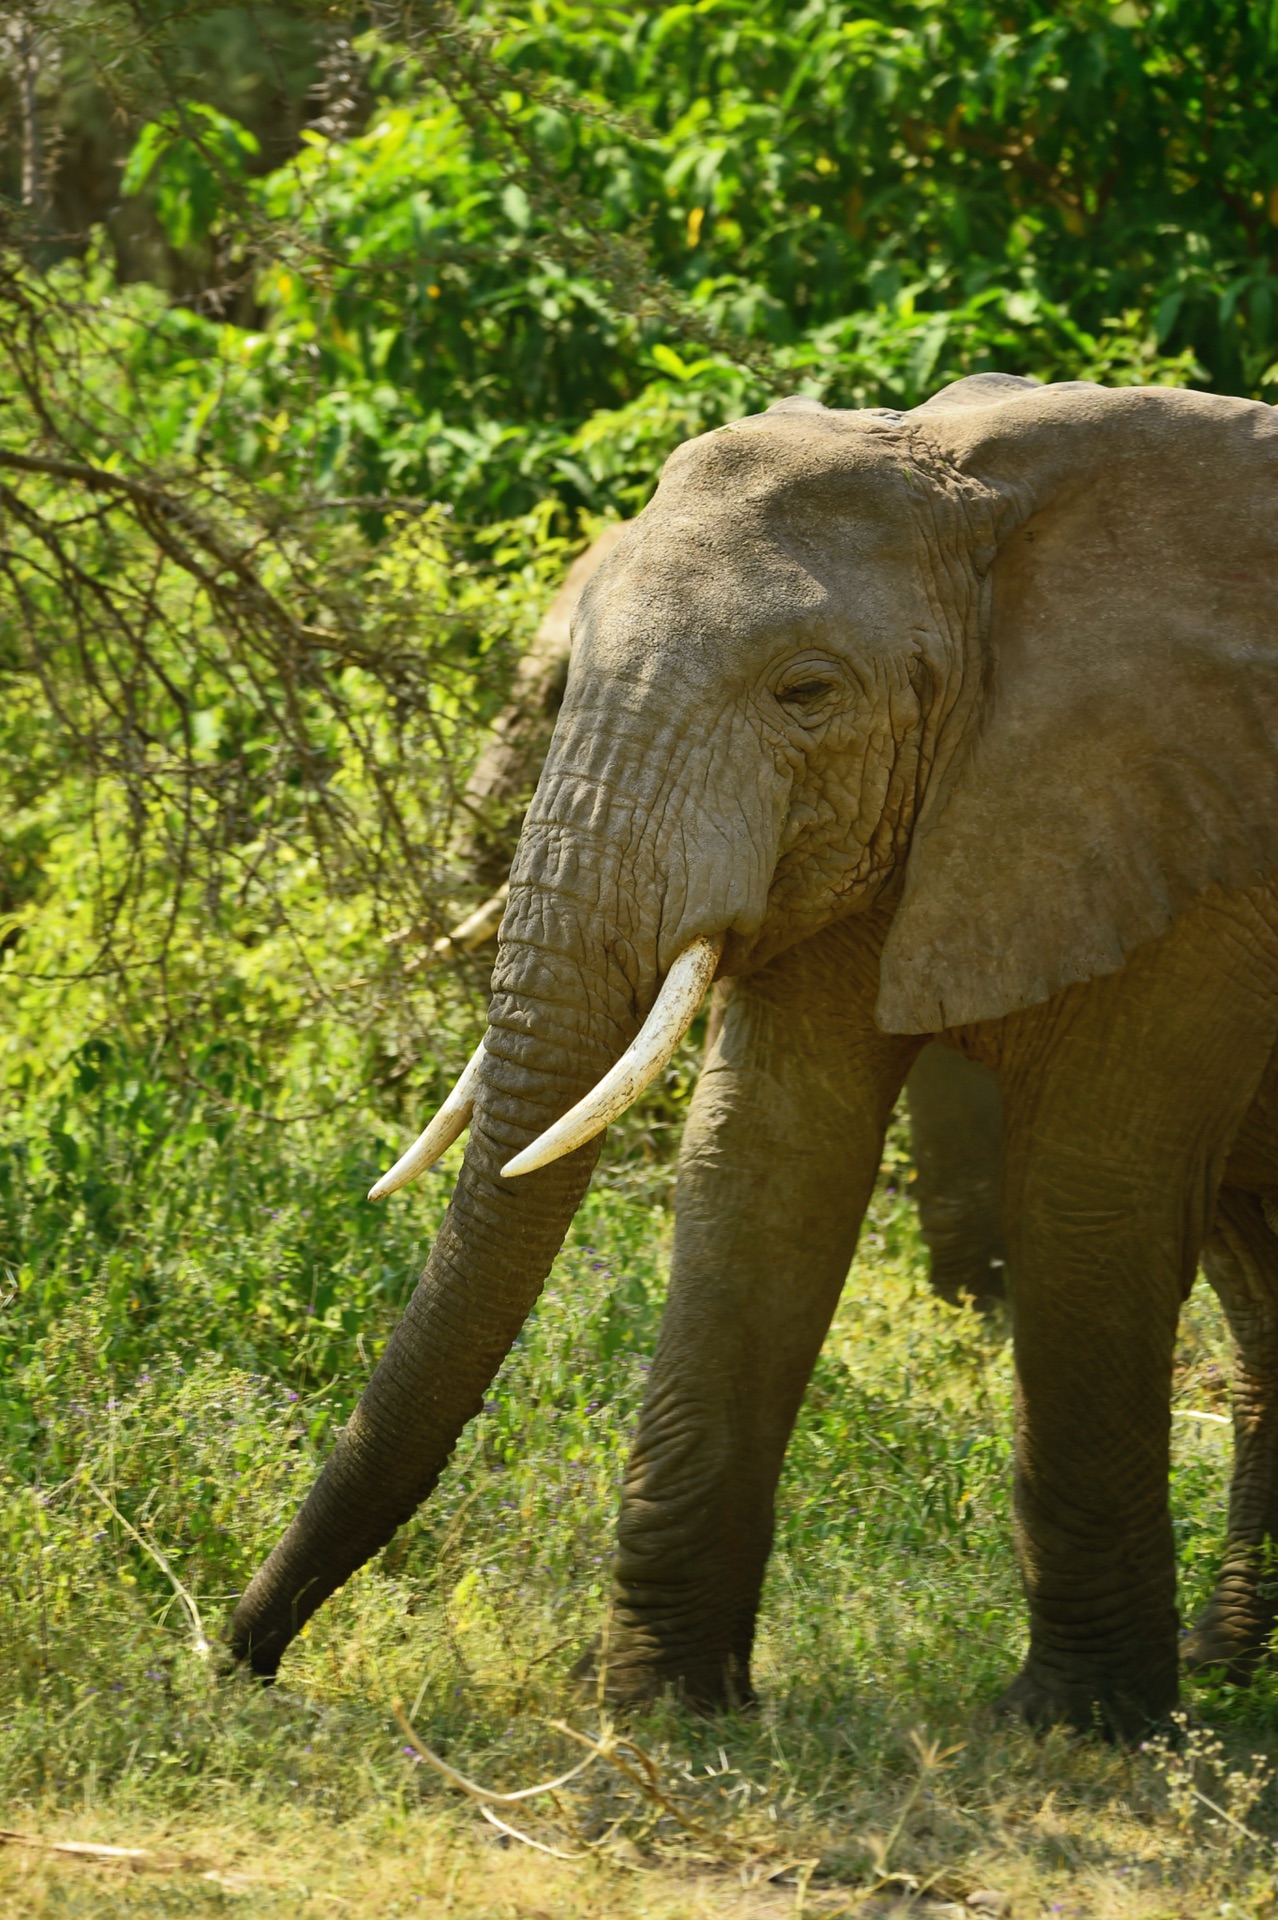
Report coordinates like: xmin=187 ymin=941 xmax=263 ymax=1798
xmin=230 ymin=372 xmax=1278 ymax=1738
xmin=904 ymin=1042 xmax=1006 ymax=1307
xmin=451 ymin=522 xmax=1008 ymax=1306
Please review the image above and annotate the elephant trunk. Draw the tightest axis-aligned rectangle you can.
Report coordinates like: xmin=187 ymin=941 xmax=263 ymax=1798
xmin=227 ymin=846 xmax=675 ymax=1676
xmin=228 ymin=681 xmax=764 ymax=1677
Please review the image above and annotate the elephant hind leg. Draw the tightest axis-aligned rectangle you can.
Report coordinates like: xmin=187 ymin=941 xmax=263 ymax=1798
xmin=1183 ymin=1185 xmax=1278 ymax=1680
xmin=905 ymin=1044 xmax=1007 ymax=1311
xmin=991 ymin=892 xmax=1278 ymax=1739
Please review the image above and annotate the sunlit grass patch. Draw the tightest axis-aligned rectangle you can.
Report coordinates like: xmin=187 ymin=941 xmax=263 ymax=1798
xmin=0 ymin=1076 xmax=1275 ymax=1915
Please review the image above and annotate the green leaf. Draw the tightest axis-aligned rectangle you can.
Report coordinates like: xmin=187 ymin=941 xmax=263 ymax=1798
xmin=649 ymin=341 xmax=693 ymax=379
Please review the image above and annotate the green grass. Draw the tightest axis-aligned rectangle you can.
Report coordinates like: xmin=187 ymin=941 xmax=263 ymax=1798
xmin=2 ymin=1060 xmax=1277 ymax=1917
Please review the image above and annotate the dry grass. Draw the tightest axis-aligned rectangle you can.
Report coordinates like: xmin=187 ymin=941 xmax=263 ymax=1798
xmin=0 ymin=1810 xmax=905 ymax=1919
xmin=2 ymin=1711 xmax=1276 ymax=1919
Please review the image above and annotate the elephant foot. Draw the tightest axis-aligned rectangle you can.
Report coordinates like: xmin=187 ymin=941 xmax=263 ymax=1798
xmin=570 ymin=1633 xmax=756 ymax=1714
xmin=992 ymin=1657 xmax=1178 ymax=1744
xmin=1182 ymin=1577 xmax=1276 ymax=1681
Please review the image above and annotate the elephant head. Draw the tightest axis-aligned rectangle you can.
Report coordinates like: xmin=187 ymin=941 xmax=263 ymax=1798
xmin=230 ymin=373 xmax=1278 ymax=1676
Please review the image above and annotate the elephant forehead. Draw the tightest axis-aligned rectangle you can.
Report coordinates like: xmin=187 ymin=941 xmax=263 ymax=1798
xmin=574 ymin=415 xmax=933 ymax=683
xmin=653 ymin=407 xmax=919 ymax=555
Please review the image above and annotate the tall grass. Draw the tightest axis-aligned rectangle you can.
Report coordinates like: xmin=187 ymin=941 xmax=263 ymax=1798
xmin=0 ymin=1043 xmax=1275 ymax=1914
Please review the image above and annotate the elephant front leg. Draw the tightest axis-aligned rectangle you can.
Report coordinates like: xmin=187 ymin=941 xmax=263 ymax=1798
xmin=601 ymin=921 xmax=920 ymax=1708
xmin=1183 ymin=1185 xmax=1278 ymax=1678
xmin=997 ymin=905 xmax=1278 ymax=1739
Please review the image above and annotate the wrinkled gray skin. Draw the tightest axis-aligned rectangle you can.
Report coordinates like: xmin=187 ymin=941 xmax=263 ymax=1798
xmin=231 ymin=374 xmax=1278 ymax=1738
xmin=461 ymin=525 xmax=1008 ymax=1306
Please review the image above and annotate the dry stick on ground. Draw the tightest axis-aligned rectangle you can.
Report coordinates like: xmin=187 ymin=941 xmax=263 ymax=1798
xmin=0 ymin=1831 xmax=243 ymax=1888
xmin=391 ymin=1697 xmax=602 ymax=1804
xmin=392 ymin=1697 xmax=598 ymax=1861
xmin=475 ymin=1806 xmax=590 ymax=1860
xmin=393 ymin=1698 xmax=727 ymax=1868
xmin=0 ymin=1831 xmax=154 ymax=1863
xmin=1186 ymin=1786 xmax=1274 ymax=1851
xmin=398 ymin=1694 xmax=835 ymax=1882
xmin=549 ymin=1719 xmax=712 ymax=1840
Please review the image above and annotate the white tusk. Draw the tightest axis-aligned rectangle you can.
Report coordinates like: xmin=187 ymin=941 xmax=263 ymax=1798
xmin=501 ymin=934 xmax=723 ymax=1180
xmin=368 ymin=1041 xmax=487 ymax=1201
xmin=432 ymin=882 xmax=510 ymax=957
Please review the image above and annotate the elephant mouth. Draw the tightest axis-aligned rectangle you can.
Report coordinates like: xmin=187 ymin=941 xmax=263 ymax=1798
xmin=369 ymin=932 xmax=723 ymax=1199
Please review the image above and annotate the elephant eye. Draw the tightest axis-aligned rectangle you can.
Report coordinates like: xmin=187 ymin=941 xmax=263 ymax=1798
xmin=777 ymin=676 xmax=838 ymax=714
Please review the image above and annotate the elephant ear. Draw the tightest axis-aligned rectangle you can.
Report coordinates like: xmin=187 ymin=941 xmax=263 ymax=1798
xmin=875 ymin=382 xmax=1278 ymax=1034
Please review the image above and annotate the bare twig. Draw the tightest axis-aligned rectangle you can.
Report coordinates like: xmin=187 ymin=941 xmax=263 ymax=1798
xmin=1188 ymin=1785 xmax=1274 ymax=1851
xmin=477 ymin=1804 xmax=589 ymax=1859
xmin=89 ymin=1483 xmax=210 ymax=1657
xmin=0 ymin=1829 xmax=153 ymax=1863
xmin=549 ymin=1720 xmax=710 ymax=1837
xmin=392 ymin=1697 xmax=601 ymax=1804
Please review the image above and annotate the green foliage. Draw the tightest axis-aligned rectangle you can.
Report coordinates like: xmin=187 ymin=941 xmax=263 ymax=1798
xmin=0 ymin=249 xmax=596 ymax=1107
xmin=121 ymin=105 xmax=261 ymax=252
xmin=487 ymin=0 xmax=1278 ymax=388
xmin=98 ymin=0 xmax=1265 ymax=527
xmin=0 ymin=0 xmax=1253 ymax=1008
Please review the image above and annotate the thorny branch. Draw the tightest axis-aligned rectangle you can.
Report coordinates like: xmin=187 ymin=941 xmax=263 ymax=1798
xmin=0 ymin=0 xmax=773 ymax=1079
xmin=0 ymin=256 xmax=513 ymax=1060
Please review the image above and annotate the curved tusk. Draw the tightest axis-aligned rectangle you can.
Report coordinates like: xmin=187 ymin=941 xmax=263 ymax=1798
xmin=432 ymin=882 xmax=510 ymax=957
xmin=501 ymin=934 xmax=723 ymax=1180
xmin=368 ymin=1041 xmax=487 ymax=1201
